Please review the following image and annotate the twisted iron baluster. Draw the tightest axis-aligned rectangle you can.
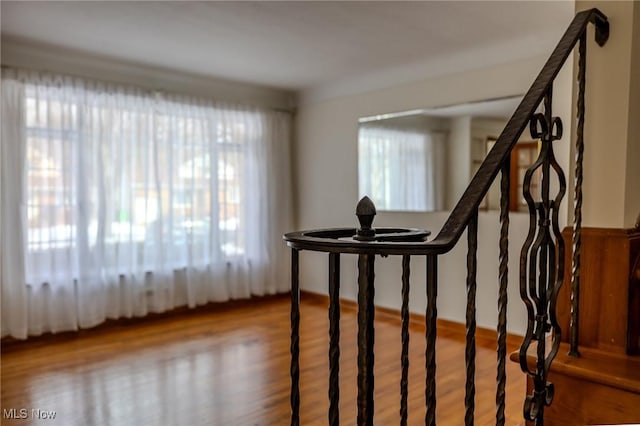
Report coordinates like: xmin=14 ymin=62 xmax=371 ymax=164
xmin=400 ymin=255 xmax=411 ymax=426
xmin=496 ymin=161 xmax=510 ymax=426
xmin=328 ymin=253 xmax=341 ymax=426
xmin=570 ymin=32 xmax=587 ymax=357
xmin=357 ymin=254 xmax=375 ymax=426
xmin=290 ymin=248 xmax=300 ymax=426
xmin=465 ymin=211 xmax=478 ymax=426
xmin=425 ymin=255 xmax=438 ymax=426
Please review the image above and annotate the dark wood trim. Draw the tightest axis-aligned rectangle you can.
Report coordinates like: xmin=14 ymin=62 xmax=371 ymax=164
xmin=558 ymin=226 xmax=640 ymax=354
xmin=300 ymin=290 xmax=523 ymax=348
xmin=628 ymin=228 xmax=640 ymax=354
xmin=1 ymin=293 xmax=290 ymax=350
xmin=513 ymin=341 xmax=640 ymax=425
xmin=513 ymin=341 xmax=640 ymax=394
xmin=3 ymin=289 xmax=523 ymax=352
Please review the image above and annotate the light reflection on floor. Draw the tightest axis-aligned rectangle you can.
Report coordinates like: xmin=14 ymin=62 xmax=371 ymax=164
xmin=4 ymin=315 xmax=285 ymax=426
xmin=2 ymin=296 xmax=524 ymax=425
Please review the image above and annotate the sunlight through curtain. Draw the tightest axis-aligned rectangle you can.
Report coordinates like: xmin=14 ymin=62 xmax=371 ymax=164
xmin=1 ymin=69 xmax=293 ymax=338
xmin=358 ymin=126 xmax=444 ymax=211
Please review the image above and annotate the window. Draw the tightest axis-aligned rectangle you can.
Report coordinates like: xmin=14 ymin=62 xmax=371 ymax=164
xmin=24 ymin=96 xmax=247 ymax=259
xmin=358 ymin=126 xmax=440 ymax=211
xmin=25 ymin=97 xmax=78 ymax=251
xmin=19 ymin=80 xmax=275 ymax=283
xmin=2 ymin=70 xmax=292 ymax=337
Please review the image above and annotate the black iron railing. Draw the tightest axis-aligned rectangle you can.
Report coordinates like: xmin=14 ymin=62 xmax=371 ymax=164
xmin=284 ymin=8 xmax=609 ymax=426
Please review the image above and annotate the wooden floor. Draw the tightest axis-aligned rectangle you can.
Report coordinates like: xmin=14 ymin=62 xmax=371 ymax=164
xmin=1 ymin=294 xmax=525 ymax=425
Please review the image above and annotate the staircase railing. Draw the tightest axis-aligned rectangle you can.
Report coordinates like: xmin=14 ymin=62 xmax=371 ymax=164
xmin=284 ymin=8 xmax=609 ymax=425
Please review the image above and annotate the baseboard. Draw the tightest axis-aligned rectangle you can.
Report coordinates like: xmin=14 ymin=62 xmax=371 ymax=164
xmin=1 ymin=292 xmax=290 ymax=348
xmin=300 ymin=289 xmax=523 ymax=348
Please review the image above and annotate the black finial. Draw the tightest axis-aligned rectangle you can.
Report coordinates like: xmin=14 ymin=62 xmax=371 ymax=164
xmin=354 ymin=196 xmax=376 ymax=241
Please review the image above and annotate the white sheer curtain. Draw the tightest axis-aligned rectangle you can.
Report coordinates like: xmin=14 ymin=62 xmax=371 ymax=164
xmin=358 ymin=125 xmax=444 ymax=211
xmin=1 ymin=69 xmax=292 ymax=338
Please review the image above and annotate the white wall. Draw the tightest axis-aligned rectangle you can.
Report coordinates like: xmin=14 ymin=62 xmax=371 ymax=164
xmin=1 ymin=36 xmax=295 ymax=111
xmin=572 ymin=1 xmax=640 ymax=228
xmin=446 ymin=116 xmax=472 ymax=210
xmin=294 ymin=55 xmax=574 ymax=335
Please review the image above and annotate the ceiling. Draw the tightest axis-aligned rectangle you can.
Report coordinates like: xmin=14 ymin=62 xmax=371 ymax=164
xmin=1 ymin=1 xmax=574 ymax=97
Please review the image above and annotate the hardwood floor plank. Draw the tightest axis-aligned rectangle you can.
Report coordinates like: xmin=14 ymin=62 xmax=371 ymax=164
xmin=2 ymin=294 xmax=524 ymax=425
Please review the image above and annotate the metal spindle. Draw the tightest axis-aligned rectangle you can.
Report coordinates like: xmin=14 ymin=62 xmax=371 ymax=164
xmin=535 ymin=210 xmax=550 ymax=426
xmin=290 ymin=248 xmax=300 ymax=426
xmin=400 ymin=255 xmax=411 ymax=426
xmin=465 ymin=211 xmax=478 ymax=426
xmin=520 ymin=87 xmax=566 ymax=426
xmin=536 ymin=91 xmax=554 ymax=426
xmin=425 ymin=254 xmax=438 ymax=426
xmin=570 ymin=32 xmax=587 ymax=357
xmin=496 ymin=161 xmax=510 ymax=426
xmin=357 ymin=254 xmax=376 ymax=426
xmin=284 ymin=12 xmax=609 ymax=426
xmin=328 ymin=253 xmax=341 ymax=426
